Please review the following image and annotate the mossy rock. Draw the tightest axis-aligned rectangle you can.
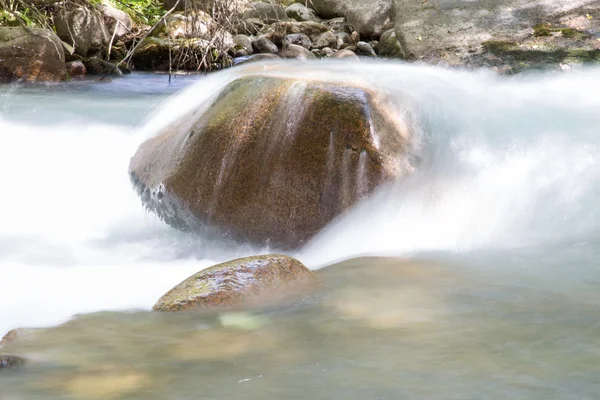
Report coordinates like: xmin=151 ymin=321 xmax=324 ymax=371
xmin=129 ymin=73 xmax=414 ymax=248
xmin=0 ymin=27 xmax=66 ymax=83
xmin=153 ymin=255 xmax=319 ymax=311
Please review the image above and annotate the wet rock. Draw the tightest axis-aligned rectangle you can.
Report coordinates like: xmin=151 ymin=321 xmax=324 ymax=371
xmin=0 ymin=27 xmax=66 ymax=83
xmin=234 ymin=34 xmax=253 ymax=54
xmin=129 ymin=72 xmax=413 ymax=248
xmin=286 ymin=3 xmax=321 ymax=22
xmin=330 ymin=49 xmax=359 ymax=59
xmin=280 ymin=43 xmax=317 ymax=60
xmin=0 ymin=355 xmax=26 ymax=369
xmin=283 ymin=33 xmax=312 ymax=49
xmin=54 ymin=4 xmax=110 ymax=57
xmin=84 ymin=57 xmax=122 ymax=76
xmin=311 ymin=0 xmax=391 ymax=39
xmin=153 ymin=255 xmax=319 ymax=311
xmin=312 ymin=30 xmax=338 ymax=49
xmin=233 ymin=53 xmax=280 ymax=65
xmin=356 ymin=41 xmax=376 ymax=56
xmin=65 ymin=60 xmax=87 ymax=78
xmin=252 ymin=36 xmax=278 ymax=54
xmin=379 ymin=28 xmax=403 ymax=58
xmin=243 ymin=1 xmax=287 ymax=24
xmin=100 ymin=3 xmax=133 ymax=40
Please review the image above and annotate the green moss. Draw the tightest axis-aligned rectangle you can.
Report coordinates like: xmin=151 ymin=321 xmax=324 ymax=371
xmin=533 ymin=23 xmax=552 ymax=37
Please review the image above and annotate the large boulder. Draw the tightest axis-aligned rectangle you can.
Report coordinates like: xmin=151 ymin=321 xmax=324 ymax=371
xmin=153 ymin=255 xmax=319 ymax=311
xmin=129 ymin=72 xmax=413 ymax=248
xmin=242 ymin=1 xmax=287 ymax=23
xmin=100 ymin=3 xmax=133 ymax=40
xmin=286 ymin=3 xmax=322 ymax=22
xmin=0 ymin=27 xmax=66 ymax=83
xmin=392 ymin=0 xmax=600 ymax=71
xmin=310 ymin=0 xmax=392 ymax=39
xmin=54 ymin=4 xmax=110 ymax=57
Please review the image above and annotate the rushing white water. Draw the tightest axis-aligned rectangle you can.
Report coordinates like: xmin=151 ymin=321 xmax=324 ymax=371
xmin=1 ymin=61 xmax=600 ymax=335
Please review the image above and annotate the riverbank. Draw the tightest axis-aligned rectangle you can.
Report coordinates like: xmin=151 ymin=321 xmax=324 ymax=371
xmin=1 ymin=0 xmax=599 ymax=83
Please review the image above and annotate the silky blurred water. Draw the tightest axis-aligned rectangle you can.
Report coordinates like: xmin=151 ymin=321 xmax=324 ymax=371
xmin=1 ymin=62 xmax=600 ymax=399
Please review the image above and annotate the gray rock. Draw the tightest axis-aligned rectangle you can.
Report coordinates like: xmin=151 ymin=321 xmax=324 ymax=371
xmin=252 ymin=36 xmax=278 ymax=54
xmin=233 ymin=53 xmax=281 ymax=66
xmin=234 ymin=34 xmax=253 ymax=54
xmin=378 ymin=29 xmax=403 ymax=58
xmin=324 ymin=17 xmax=352 ymax=34
xmin=330 ymin=49 xmax=359 ymax=59
xmin=54 ymin=5 xmax=110 ymax=57
xmin=66 ymin=60 xmax=86 ymax=78
xmin=312 ymin=30 xmax=337 ymax=49
xmin=310 ymin=0 xmax=391 ymax=39
xmin=280 ymin=43 xmax=317 ymax=60
xmin=286 ymin=3 xmax=321 ymax=22
xmin=369 ymin=40 xmax=380 ymax=53
xmin=270 ymin=20 xmax=329 ymax=42
xmin=243 ymin=1 xmax=287 ymax=24
xmin=284 ymin=33 xmax=312 ymax=49
xmin=391 ymin=0 xmax=600 ymax=69
xmin=0 ymin=27 xmax=66 ymax=83
xmin=234 ymin=17 xmax=266 ymax=36
xmin=356 ymin=41 xmax=376 ymax=56
xmin=100 ymin=3 xmax=132 ymax=40
xmin=336 ymin=31 xmax=351 ymax=47
xmin=321 ymin=47 xmax=334 ymax=56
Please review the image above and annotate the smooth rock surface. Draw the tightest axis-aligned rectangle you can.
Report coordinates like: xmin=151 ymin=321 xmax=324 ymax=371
xmin=252 ymin=36 xmax=279 ymax=53
xmin=129 ymin=73 xmax=413 ymax=248
xmin=279 ymin=43 xmax=317 ymax=59
xmin=54 ymin=4 xmax=110 ymax=57
xmin=0 ymin=27 xmax=66 ymax=83
xmin=153 ymin=255 xmax=319 ymax=311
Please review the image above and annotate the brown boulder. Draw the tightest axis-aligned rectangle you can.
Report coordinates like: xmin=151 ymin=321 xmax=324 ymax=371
xmin=129 ymin=72 xmax=413 ymax=248
xmin=0 ymin=27 xmax=66 ymax=83
xmin=153 ymin=255 xmax=319 ymax=311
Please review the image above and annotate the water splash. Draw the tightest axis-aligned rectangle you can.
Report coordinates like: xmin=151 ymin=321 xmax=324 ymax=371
xmin=1 ymin=61 xmax=600 ymax=333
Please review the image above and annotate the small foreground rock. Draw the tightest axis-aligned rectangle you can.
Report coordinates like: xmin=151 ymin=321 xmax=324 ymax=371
xmin=153 ymin=255 xmax=320 ymax=311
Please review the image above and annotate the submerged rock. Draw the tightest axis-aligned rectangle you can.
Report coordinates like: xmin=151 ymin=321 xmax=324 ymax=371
xmin=129 ymin=72 xmax=413 ymax=248
xmin=153 ymin=255 xmax=319 ymax=311
xmin=0 ymin=355 xmax=26 ymax=369
xmin=0 ymin=27 xmax=66 ymax=83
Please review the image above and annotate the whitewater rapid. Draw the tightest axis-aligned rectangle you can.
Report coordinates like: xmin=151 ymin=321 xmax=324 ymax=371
xmin=1 ymin=61 xmax=600 ymax=334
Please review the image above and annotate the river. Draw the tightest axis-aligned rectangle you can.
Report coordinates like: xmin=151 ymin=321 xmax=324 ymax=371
xmin=1 ymin=60 xmax=599 ymax=399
